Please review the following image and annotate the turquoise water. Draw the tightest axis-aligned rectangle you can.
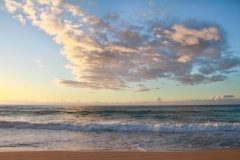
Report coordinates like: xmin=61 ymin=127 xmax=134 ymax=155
xmin=0 ymin=105 xmax=240 ymax=151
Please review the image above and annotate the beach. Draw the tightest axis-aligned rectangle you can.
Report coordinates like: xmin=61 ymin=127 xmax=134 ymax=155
xmin=0 ymin=149 xmax=240 ymax=160
xmin=1 ymin=0 xmax=240 ymax=158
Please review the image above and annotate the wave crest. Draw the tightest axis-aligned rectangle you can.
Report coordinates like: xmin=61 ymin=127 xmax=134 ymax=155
xmin=0 ymin=121 xmax=239 ymax=133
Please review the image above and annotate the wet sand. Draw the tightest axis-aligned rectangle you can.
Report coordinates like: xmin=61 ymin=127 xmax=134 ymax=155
xmin=0 ymin=149 xmax=240 ymax=160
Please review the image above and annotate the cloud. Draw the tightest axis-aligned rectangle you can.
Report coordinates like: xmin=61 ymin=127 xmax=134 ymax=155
xmin=55 ymin=79 xmax=128 ymax=91
xmin=13 ymin=14 xmax=26 ymax=25
xmin=83 ymin=14 xmax=109 ymax=28
xmin=153 ymin=97 xmax=161 ymax=102
xmin=167 ymin=25 xmax=220 ymax=46
xmin=136 ymin=84 xmax=145 ymax=87
xmin=149 ymin=0 xmax=154 ymax=5
xmin=36 ymin=59 xmax=44 ymax=67
xmin=22 ymin=0 xmax=38 ymax=21
xmin=36 ymin=0 xmax=51 ymax=5
xmin=209 ymin=95 xmax=235 ymax=100
xmin=4 ymin=0 xmax=240 ymax=90
xmin=64 ymin=1 xmax=84 ymax=17
xmin=173 ymin=74 xmax=228 ymax=85
xmin=164 ymin=25 xmax=221 ymax=63
xmin=104 ymin=13 xmax=119 ymax=21
xmin=38 ymin=65 xmax=44 ymax=68
xmin=1 ymin=94 xmax=239 ymax=105
xmin=4 ymin=0 xmax=22 ymax=13
xmin=134 ymin=87 xmax=150 ymax=92
xmin=88 ymin=1 xmax=97 ymax=6
xmin=0 ymin=3 xmax=4 ymax=10
xmin=153 ymin=27 xmax=162 ymax=31
xmin=55 ymin=79 xmax=96 ymax=89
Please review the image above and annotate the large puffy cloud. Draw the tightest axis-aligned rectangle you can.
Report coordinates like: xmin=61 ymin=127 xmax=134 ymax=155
xmin=4 ymin=0 xmax=240 ymax=90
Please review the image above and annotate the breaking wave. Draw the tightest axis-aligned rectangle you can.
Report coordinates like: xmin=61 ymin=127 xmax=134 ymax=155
xmin=0 ymin=120 xmax=240 ymax=133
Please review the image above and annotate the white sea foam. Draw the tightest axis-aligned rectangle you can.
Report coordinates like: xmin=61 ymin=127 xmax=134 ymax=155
xmin=0 ymin=120 xmax=239 ymax=133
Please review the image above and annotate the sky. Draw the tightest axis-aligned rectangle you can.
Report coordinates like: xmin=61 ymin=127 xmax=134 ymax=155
xmin=0 ymin=0 xmax=240 ymax=105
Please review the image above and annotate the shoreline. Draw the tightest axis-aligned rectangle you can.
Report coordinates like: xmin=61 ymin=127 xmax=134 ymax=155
xmin=0 ymin=148 xmax=240 ymax=160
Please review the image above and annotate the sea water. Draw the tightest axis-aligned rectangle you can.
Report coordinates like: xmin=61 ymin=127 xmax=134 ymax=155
xmin=0 ymin=105 xmax=240 ymax=151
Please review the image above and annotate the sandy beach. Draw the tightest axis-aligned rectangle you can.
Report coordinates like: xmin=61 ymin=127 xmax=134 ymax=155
xmin=0 ymin=149 xmax=240 ymax=160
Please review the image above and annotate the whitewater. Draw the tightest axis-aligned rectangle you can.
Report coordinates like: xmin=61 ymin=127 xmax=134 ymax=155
xmin=0 ymin=105 xmax=240 ymax=151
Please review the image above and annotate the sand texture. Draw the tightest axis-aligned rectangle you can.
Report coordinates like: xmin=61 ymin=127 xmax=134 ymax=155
xmin=0 ymin=149 xmax=240 ymax=160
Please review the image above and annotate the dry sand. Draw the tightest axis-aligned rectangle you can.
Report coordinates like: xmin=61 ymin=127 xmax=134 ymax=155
xmin=0 ymin=149 xmax=240 ymax=160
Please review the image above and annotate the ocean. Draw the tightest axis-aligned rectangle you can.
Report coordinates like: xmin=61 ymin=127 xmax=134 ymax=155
xmin=0 ymin=105 xmax=240 ymax=151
